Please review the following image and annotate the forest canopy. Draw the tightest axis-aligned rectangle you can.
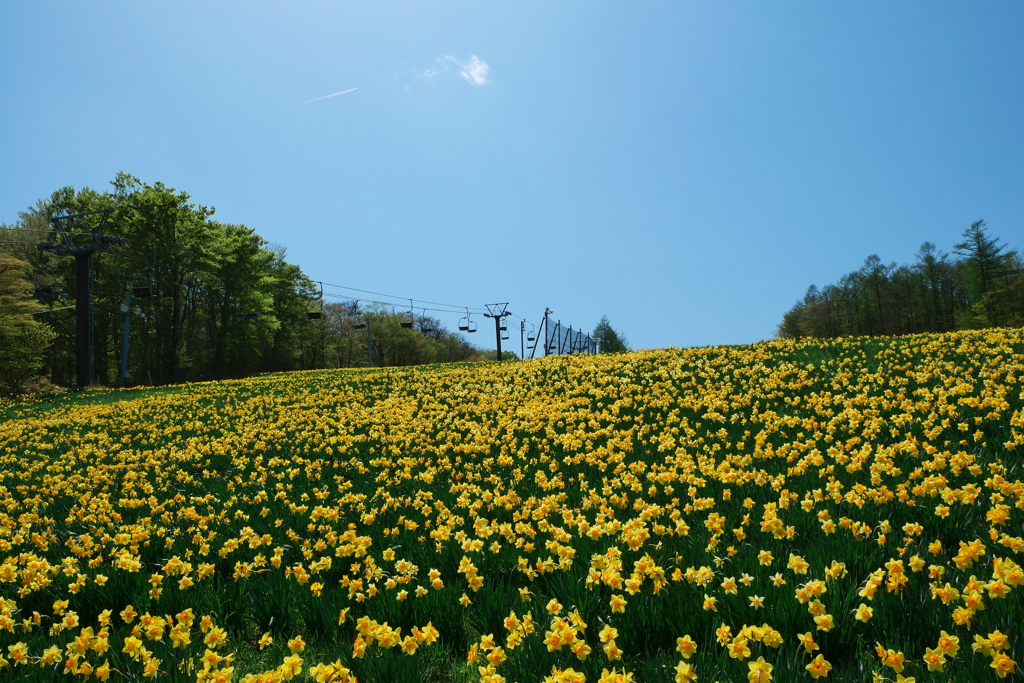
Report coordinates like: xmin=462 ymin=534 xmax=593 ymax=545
xmin=0 ymin=173 xmax=488 ymax=391
xmin=778 ymin=221 xmax=1023 ymax=339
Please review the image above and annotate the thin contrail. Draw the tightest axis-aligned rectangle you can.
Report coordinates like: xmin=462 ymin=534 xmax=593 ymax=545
xmin=296 ymin=87 xmax=358 ymax=106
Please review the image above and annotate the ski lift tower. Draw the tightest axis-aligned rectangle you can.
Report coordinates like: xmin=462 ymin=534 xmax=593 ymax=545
xmin=37 ymin=209 xmax=126 ymax=388
xmin=484 ymin=303 xmax=512 ymax=361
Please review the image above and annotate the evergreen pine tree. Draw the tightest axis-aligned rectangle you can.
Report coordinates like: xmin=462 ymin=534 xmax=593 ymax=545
xmin=954 ymin=220 xmax=1018 ymax=325
xmin=593 ymin=316 xmax=629 ymax=353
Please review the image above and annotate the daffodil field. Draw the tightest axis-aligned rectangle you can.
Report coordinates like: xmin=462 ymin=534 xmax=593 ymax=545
xmin=2 ymin=330 xmax=1024 ymax=683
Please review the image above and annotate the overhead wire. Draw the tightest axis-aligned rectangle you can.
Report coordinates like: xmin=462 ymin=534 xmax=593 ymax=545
xmin=3 ymin=241 xmax=538 ymax=332
xmin=319 ymin=280 xmax=487 ymax=313
xmin=321 ymin=292 xmax=471 ymax=317
xmin=0 ymin=229 xmax=94 ymax=236
xmin=103 ymin=251 xmax=485 ymax=319
xmin=101 ymin=253 xmax=489 ymax=326
xmin=6 ymin=226 xmax=491 ymax=317
xmin=94 ymin=250 xmax=471 ymax=315
xmin=7 ymin=219 xmax=601 ymax=355
xmin=6 ymin=232 xmax=587 ymax=347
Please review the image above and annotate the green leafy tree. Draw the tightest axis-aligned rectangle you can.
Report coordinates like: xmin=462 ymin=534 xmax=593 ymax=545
xmin=0 ymin=253 xmax=57 ymax=394
xmin=266 ymin=247 xmax=318 ymax=371
xmin=593 ymin=315 xmax=629 ymax=353
xmin=776 ymin=303 xmax=805 ymax=338
xmin=483 ymin=350 xmax=518 ymax=361
xmin=108 ymin=173 xmax=216 ymax=383
xmin=777 ymin=222 xmax=1022 ymax=339
xmin=5 ymin=172 xmax=495 ymax=385
xmin=5 ymin=174 xmax=327 ymax=386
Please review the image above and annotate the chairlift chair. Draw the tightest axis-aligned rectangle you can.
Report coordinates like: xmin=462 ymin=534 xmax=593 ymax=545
xmin=459 ymin=308 xmax=477 ymax=333
xmin=420 ymin=309 xmax=435 ymax=334
xmin=400 ymin=299 xmax=415 ymax=328
xmin=307 ymin=283 xmax=324 ymax=319
xmin=146 ymin=277 xmax=160 ymax=302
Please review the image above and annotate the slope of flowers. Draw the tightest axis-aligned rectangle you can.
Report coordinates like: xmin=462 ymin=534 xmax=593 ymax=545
xmin=0 ymin=329 xmax=1023 ymax=682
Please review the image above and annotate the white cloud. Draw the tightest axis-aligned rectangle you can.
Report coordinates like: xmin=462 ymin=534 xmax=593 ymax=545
xmin=415 ymin=55 xmax=489 ymax=86
xmin=457 ymin=55 xmax=489 ymax=86
xmin=416 ymin=61 xmax=448 ymax=81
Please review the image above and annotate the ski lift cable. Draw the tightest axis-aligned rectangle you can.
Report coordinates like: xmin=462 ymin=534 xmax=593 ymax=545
xmin=319 ymin=292 xmax=471 ymax=316
xmin=14 ymin=235 xmax=561 ymax=346
xmin=10 ymin=226 xmax=492 ymax=319
xmin=9 ymin=228 xmax=485 ymax=317
xmin=0 ymin=230 xmax=95 ymax=237
xmin=0 ymin=241 xmax=56 ymax=247
xmin=321 ymin=292 xmax=469 ymax=317
xmin=318 ymin=280 xmax=487 ymax=313
xmin=2 ymin=227 xmax=163 ymax=252
xmin=14 ymin=234 xmax=579 ymax=342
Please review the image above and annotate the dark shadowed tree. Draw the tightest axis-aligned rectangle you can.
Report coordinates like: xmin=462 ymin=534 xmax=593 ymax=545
xmin=914 ymin=242 xmax=956 ymax=332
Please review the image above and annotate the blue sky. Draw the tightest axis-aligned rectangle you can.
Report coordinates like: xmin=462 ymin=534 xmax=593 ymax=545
xmin=2 ymin=2 xmax=1022 ymax=351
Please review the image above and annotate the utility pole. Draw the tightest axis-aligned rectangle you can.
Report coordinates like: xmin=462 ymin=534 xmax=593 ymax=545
xmin=37 ymin=210 xmax=125 ymax=388
xmin=119 ymin=292 xmax=133 ymax=388
xmin=520 ymin=320 xmax=525 ymax=360
xmin=484 ymin=303 xmax=512 ymax=361
xmin=119 ymin=286 xmax=150 ymax=387
xmin=542 ymin=308 xmax=552 ymax=356
xmin=366 ymin=319 xmax=373 ymax=367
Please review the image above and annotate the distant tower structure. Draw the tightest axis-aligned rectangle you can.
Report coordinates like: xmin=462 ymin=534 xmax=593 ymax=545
xmin=484 ymin=303 xmax=512 ymax=361
xmin=37 ymin=209 xmax=126 ymax=388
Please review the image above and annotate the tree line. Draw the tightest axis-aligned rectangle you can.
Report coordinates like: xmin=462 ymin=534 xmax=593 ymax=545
xmin=0 ymin=174 xmax=492 ymax=393
xmin=777 ymin=221 xmax=1023 ymax=339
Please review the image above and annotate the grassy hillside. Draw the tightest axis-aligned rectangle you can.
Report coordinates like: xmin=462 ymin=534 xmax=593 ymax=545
xmin=1 ymin=330 xmax=1023 ymax=682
